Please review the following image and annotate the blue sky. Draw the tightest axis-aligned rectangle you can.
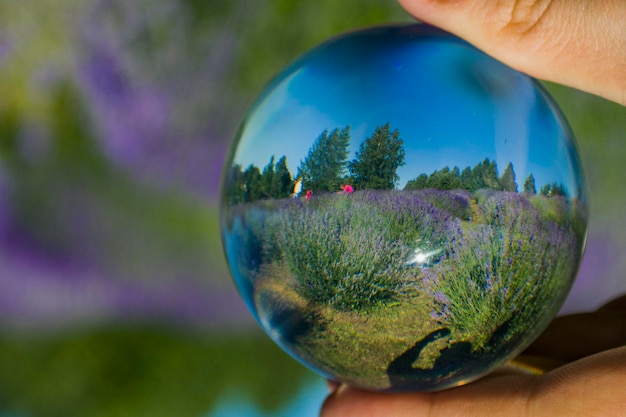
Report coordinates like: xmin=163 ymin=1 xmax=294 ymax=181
xmin=232 ymin=25 xmax=582 ymax=194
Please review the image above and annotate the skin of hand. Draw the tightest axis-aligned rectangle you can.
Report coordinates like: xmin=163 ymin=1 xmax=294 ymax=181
xmin=322 ymin=2 xmax=626 ymax=414
xmin=321 ymin=296 xmax=626 ymax=416
xmin=397 ymin=0 xmax=626 ymax=106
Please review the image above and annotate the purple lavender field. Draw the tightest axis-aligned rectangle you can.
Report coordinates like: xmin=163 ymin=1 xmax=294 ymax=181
xmin=223 ymin=187 xmax=586 ymax=390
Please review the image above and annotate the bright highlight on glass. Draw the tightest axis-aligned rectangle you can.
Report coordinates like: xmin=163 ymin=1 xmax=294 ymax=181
xmin=220 ymin=24 xmax=588 ymax=391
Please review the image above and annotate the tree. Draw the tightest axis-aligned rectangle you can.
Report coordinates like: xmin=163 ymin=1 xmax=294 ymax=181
xmin=227 ymin=164 xmax=245 ymax=204
xmin=348 ymin=123 xmax=406 ymax=190
xmin=242 ymin=164 xmax=263 ymax=202
xmin=540 ymin=182 xmax=568 ymax=197
xmin=481 ymin=159 xmax=501 ymax=190
xmin=459 ymin=166 xmax=473 ymax=191
xmin=499 ymin=162 xmax=518 ymax=192
xmin=431 ymin=166 xmax=461 ymax=190
xmin=406 ymin=166 xmax=461 ymax=190
xmin=467 ymin=158 xmax=500 ymax=191
xmin=469 ymin=162 xmax=485 ymax=191
xmin=523 ymin=174 xmax=537 ymax=194
xmin=298 ymin=126 xmax=351 ymax=192
xmin=404 ymin=173 xmax=428 ymax=190
xmin=260 ymin=155 xmax=275 ymax=198
xmin=271 ymin=155 xmax=293 ymax=198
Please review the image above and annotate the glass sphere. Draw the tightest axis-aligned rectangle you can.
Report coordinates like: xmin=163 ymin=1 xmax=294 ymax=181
xmin=220 ymin=24 xmax=588 ymax=392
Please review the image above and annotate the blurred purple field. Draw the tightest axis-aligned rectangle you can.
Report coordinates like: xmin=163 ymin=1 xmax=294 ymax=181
xmin=0 ymin=0 xmax=249 ymax=331
xmin=0 ymin=1 xmax=416 ymax=415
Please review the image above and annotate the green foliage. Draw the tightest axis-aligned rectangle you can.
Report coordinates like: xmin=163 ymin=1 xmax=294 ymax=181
xmin=225 ymin=164 xmax=245 ymax=205
xmin=499 ymin=162 xmax=517 ymax=192
xmin=430 ymin=194 xmax=578 ymax=350
xmin=459 ymin=167 xmax=473 ymax=190
xmin=471 ymin=158 xmax=500 ymax=191
xmin=540 ymin=182 xmax=568 ymax=197
xmin=523 ymin=173 xmax=537 ymax=194
xmin=405 ymin=167 xmax=461 ymax=191
xmin=404 ymin=173 xmax=429 ymax=190
xmin=0 ymin=107 xmax=20 ymax=164
xmin=298 ymin=126 xmax=351 ymax=192
xmin=264 ymin=191 xmax=450 ymax=312
xmin=273 ymin=197 xmax=407 ymax=311
xmin=272 ymin=155 xmax=293 ymax=199
xmin=228 ymin=156 xmax=294 ymax=203
xmin=405 ymin=159 xmax=504 ymax=192
xmin=233 ymin=1 xmax=410 ymax=94
xmin=243 ymin=164 xmax=263 ymax=202
xmin=349 ymin=123 xmax=405 ymax=190
xmin=529 ymin=194 xmax=570 ymax=224
xmin=261 ymin=155 xmax=276 ymax=199
xmin=0 ymin=328 xmax=315 ymax=417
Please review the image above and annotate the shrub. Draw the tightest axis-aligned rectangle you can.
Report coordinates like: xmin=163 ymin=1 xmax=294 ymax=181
xmin=427 ymin=192 xmax=579 ymax=349
xmin=529 ymin=194 xmax=570 ymax=224
xmin=271 ymin=191 xmax=453 ymax=312
xmin=409 ymin=189 xmax=472 ymax=220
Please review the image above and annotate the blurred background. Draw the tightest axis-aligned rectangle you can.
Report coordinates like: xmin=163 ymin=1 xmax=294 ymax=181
xmin=0 ymin=1 xmax=624 ymax=416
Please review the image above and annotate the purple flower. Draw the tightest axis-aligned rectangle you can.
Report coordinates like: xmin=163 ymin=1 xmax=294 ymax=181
xmin=0 ymin=37 xmax=11 ymax=64
xmin=0 ymin=166 xmax=11 ymax=240
xmin=76 ymin=0 xmax=242 ymax=196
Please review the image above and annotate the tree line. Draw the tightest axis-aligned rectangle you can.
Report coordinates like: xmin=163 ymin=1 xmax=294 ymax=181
xmin=226 ymin=123 xmax=568 ymax=204
xmin=404 ymin=159 xmax=568 ymax=197
xmin=227 ymin=123 xmax=405 ymax=204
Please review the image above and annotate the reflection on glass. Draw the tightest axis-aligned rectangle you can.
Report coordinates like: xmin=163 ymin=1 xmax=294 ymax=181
xmin=220 ymin=24 xmax=588 ymax=391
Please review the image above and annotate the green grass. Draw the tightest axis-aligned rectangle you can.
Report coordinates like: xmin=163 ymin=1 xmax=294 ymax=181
xmin=255 ymin=276 xmax=438 ymax=390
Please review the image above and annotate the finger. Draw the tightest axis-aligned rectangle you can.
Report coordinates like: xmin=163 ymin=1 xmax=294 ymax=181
xmin=321 ymin=370 xmax=535 ymax=417
xmin=524 ymin=312 xmax=626 ymax=362
xmin=326 ymin=379 xmax=340 ymax=392
xmin=524 ymin=295 xmax=626 ymax=362
xmin=596 ymin=294 xmax=626 ymax=313
xmin=320 ymin=347 xmax=626 ymax=417
xmin=397 ymin=0 xmax=626 ymax=105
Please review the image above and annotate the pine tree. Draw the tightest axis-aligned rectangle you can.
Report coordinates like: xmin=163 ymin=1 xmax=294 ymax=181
xmin=469 ymin=162 xmax=485 ymax=191
xmin=271 ymin=155 xmax=293 ymax=198
xmin=482 ymin=159 xmax=501 ymax=190
xmin=243 ymin=164 xmax=263 ymax=202
xmin=404 ymin=173 xmax=428 ymax=190
xmin=298 ymin=126 xmax=351 ymax=192
xmin=540 ymin=182 xmax=568 ymax=197
xmin=468 ymin=159 xmax=500 ymax=191
xmin=260 ymin=155 xmax=275 ymax=198
xmin=227 ymin=164 xmax=245 ymax=204
xmin=460 ymin=166 xmax=473 ymax=191
xmin=499 ymin=162 xmax=518 ymax=192
xmin=348 ymin=123 xmax=406 ymax=190
xmin=523 ymin=174 xmax=537 ymax=194
xmin=431 ymin=167 xmax=461 ymax=190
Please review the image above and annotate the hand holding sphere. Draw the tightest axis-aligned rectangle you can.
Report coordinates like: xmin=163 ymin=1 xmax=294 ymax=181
xmin=221 ymin=24 xmax=588 ymax=392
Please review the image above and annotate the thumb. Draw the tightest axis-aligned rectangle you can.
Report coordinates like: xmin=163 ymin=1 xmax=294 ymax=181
xmin=398 ymin=0 xmax=626 ymax=105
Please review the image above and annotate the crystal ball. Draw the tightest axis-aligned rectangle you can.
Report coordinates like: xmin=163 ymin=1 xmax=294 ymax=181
xmin=220 ymin=24 xmax=588 ymax=391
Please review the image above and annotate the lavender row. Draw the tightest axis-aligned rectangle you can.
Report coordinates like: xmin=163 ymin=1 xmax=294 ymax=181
xmin=227 ymin=189 xmax=583 ymax=333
